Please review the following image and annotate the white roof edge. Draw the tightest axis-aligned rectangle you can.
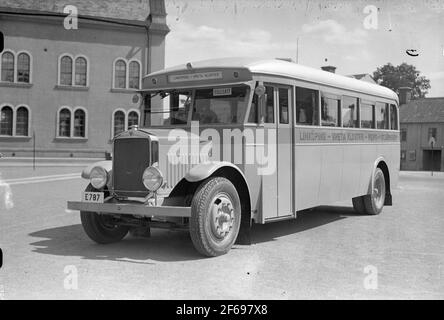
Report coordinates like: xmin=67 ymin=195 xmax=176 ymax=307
xmin=145 ymin=58 xmax=399 ymax=102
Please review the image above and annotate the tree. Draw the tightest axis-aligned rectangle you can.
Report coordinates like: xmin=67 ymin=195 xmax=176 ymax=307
xmin=372 ymin=63 xmax=431 ymax=99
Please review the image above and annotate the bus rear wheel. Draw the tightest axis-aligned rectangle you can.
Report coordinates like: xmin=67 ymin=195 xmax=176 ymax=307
xmin=363 ymin=168 xmax=386 ymax=215
xmin=189 ymin=177 xmax=241 ymax=257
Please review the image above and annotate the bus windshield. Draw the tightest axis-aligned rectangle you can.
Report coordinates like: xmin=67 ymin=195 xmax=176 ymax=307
xmin=142 ymin=85 xmax=250 ymax=126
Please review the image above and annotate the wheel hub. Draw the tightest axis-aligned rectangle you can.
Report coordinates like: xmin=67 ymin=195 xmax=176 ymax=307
xmin=373 ymin=173 xmax=385 ymax=209
xmin=210 ymin=195 xmax=235 ymax=239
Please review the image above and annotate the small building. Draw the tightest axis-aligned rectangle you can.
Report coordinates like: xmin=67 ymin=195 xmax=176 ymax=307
xmin=0 ymin=0 xmax=169 ymax=158
xmin=399 ymin=88 xmax=444 ymax=171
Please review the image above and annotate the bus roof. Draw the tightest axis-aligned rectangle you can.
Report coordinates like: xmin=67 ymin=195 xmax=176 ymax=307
xmin=143 ymin=57 xmax=399 ymax=103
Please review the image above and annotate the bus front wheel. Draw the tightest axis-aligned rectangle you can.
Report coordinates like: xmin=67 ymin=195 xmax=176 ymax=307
xmin=189 ymin=177 xmax=241 ymax=257
xmin=363 ymin=168 xmax=386 ymax=215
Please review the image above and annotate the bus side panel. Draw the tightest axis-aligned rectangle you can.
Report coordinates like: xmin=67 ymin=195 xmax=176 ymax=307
xmin=340 ymin=144 xmax=362 ymax=200
xmin=294 ymin=145 xmax=321 ymax=210
xmin=359 ymin=144 xmax=378 ymax=195
xmin=318 ymin=144 xmax=343 ymax=205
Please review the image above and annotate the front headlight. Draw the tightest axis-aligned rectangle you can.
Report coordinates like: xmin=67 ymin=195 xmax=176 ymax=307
xmin=142 ymin=166 xmax=163 ymax=191
xmin=90 ymin=166 xmax=108 ymax=189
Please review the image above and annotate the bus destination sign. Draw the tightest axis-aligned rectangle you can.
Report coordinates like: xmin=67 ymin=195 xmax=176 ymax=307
xmin=168 ymin=71 xmax=223 ymax=83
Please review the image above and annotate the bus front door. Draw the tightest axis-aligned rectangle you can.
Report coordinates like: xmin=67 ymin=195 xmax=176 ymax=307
xmin=261 ymin=85 xmax=293 ymax=221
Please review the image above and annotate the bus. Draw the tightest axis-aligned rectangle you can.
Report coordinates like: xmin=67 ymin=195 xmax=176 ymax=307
xmin=67 ymin=57 xmax=400 ymax=257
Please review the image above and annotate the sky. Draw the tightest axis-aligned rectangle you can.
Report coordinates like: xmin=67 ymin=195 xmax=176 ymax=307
xmin=163 ymin=0 xmax=444 ymax=97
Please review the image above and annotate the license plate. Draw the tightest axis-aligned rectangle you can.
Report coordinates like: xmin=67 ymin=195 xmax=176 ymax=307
xmin=82 ymin=191 xmax=104 ymax=203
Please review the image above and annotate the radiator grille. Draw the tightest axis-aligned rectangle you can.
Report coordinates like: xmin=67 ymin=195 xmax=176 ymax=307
xmin=113 ymin=138 xmax=151 ymax=197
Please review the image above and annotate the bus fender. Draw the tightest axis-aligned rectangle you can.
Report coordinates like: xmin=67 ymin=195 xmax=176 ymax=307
xmin=81 ymin=160 xmax=112 ymax=179
xmin=185 ymin=161 xmax=247 ymax=183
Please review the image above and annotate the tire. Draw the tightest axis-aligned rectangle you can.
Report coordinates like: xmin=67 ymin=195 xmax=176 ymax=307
xmin=189 ymin=177 xmax=241 ymax=257
xmin=80 ymin=184 xmax=129 ymax=244
xmin=352 ymin=196 xmax=367 ymax=214
xmin=363 ymin=168 xmax=386 ymax=215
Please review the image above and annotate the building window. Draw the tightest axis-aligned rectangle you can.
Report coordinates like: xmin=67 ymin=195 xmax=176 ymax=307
xmin=428 ymin=128 xmax=437 ymax=141
xmin=401 ymin=128 xmax=407 ymax=142
xmin=75 ymin=57 xmax=87 ymax=86
xmin=74 ymin=109 xmax=86 ymax=137
xmin=0 ymin=105 xmax=13 ymax=135
xmin=401 ymin=150 xmax=406 ymax=161
xmin=114 ymin=60 xmax=127 ymax=89
xmin=342 ymin=96 xmax=358 ymax=128
xmin=128 ymin=111 xmax=139 ymax=128
xmin=408 ymin=150 xmax=416 ymax=161
xmin=57 ymin=107 xmax=87 ymax=138
xmin=58 ymin=108 xmax=71 ymax=137
xmin=113 ymin=110 xmax=126 ymax=136
xmin=1 ymin=52 xmax=14 ymax=82
xmin=113 ymin=58 xmax=141 ymax=90
xmin=375 ymin=102 xmax=389 ymax=129
xmin=58 ymin=54 xmax=88 ymax=86
xmin=15 ymin=106 xmax=29 ymax=136
xmin=60 ymin=56 xmax=73 ymax=86
xmin=296 ymin=87 xmax=319 ymax=126
xmin=128 ymin=61 xmax=140 ymax=89
xmin=321 ymin=95 xmax=340 ymax=127
xmin=0 ymin=50 xmax=32 ymax=84
xmin=16 ymin=53 xmax=31 ymax=83
xmin=16 ymin=52 xmax=30 ymax=83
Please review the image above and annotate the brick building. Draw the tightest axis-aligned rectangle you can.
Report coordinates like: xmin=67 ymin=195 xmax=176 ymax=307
xmin=0 ymin=0 xmax=169 ymax=158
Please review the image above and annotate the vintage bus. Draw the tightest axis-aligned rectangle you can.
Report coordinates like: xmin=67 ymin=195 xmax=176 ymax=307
xmin=67 ymin=58 xmax=400 ymax=257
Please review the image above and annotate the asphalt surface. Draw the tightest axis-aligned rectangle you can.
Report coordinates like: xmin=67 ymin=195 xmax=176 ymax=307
xmin=1 ymin=166 xmax=443 ymax=299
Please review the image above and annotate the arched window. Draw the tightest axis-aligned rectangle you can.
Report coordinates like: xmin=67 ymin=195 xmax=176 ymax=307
xmin=128 ymin=61 xmax=140 ymax=89
xmin=1 ymin=52 xmax=14 ymax=82
xmin=16 ymin=106 xmax=29 ymax=136
xmin=59 ymin=108 xmax=71 ymax=137
xmin=75 ymin=57 xmax=87 ymax=86
xmin=128 ymin=111 xmax=139 ymax=128
xmin=0 ymin=106 xmax=13 ymax=136
xmin=113 ymin=110 xmax=125 ymax=136
xmin=114 ymin=60 xmax=126 ymax=89
xmin=60 ymin=56 xmax=73 ymax=85
xmin=73 ymin=109 xmax=86 ymax=137
xmin=17 ymin=53 xmax=30 ymax=83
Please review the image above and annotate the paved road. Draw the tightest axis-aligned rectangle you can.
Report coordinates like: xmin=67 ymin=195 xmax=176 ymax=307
xmin=1 ymin=167 xmax=443 ymax=299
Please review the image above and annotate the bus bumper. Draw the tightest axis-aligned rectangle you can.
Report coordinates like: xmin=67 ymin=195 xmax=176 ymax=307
xmin=67 ymin=201 xmax=191 ymax=218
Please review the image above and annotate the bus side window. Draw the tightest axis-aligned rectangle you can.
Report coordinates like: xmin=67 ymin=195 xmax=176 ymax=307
xmin=361 ymin=103 xmax=375 ymax=128
xmin=321 ymin=94 xmax=340 ymax=127
xmin=248 ymin=91 xmax=258 ymax=123
xmin=296 ymin=87 xmax=319 ymax=125
xmin=264 ymin=86 xmax=274 ymax=123
xmin=342 ymin=96 xmax=359 ymax=128
xmin=278 ymin=88 xmax=289 ymax=124
xmin=375 ymin=102 xmax=389 ymax=129
xmin=390 ymin=104 xmax=398 ymax=130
